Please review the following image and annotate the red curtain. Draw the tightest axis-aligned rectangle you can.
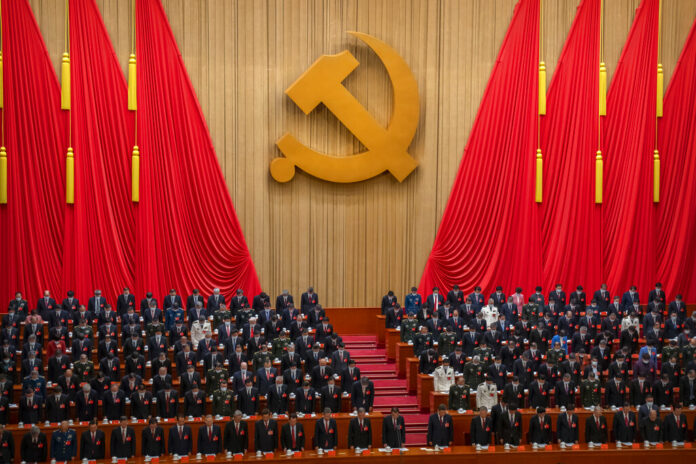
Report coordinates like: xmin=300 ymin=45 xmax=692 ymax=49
xmin=657 ymin=17 xmax=696 ymax=302
xmin=63 ymin=0 xmax=135 ymax=303
xmin=419 ymin=0 xmax=542 ymax=297
xmin=540 ymin=0 xmax=602 ymax=293
xmin=0 ymin=0 xmax=67 ymax=307
xmin=134 ymin=0 xmax=261 ymax=302
xmin=601 ymin=0 xmax=659 ymax=296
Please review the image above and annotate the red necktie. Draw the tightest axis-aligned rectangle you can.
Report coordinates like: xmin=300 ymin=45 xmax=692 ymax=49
xmin=292 ymin=426 xmax=296 ymax=448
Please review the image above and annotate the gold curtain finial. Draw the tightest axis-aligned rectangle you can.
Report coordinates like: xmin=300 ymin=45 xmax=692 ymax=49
xmin=599 ymin=62 xmax=607 ymax=116
xmin=653 ymin=149 xmax=660 ymax=203
xmin=66 ymin=147 xmax=74 ymax=204
xmin=595 ymin=150 xmax=603 ymax=204
xmin=535 ymin=148 xmax=543 ymax=203
xmin=131 ymin=145 xmax=140 ymax=202
xmin=61 ymin=0 xmax=70 ymax=110
xmin=656 ymin=63 xmax=663 ymax=117
xmin=128 ymin=53 xmax=137 ymax=110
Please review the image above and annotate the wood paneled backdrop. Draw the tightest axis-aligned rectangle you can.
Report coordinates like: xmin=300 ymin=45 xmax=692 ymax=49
xmin=26 ymin=0 xmax=696 ymax=307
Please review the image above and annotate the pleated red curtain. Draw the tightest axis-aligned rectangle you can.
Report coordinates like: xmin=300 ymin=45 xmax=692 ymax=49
xmin=601 ymin=0 xmax=660 ymax=296
xmin=63 ymin=0 xmax=136 ymax=303
xmin=0 ymin=0 xmax=67 ymax=306
xmin=419 ymin=0 xmax=542 ymax=297
xmin=540 ymin=0 xmax=602 ymax=293
xmin=134 ymin=0 xmax=261 ymax=302
xmin=657 ymin=17 xmax=696 ymax=302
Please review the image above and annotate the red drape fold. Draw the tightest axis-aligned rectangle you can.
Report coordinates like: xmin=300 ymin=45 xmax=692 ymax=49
xmin=541 ymin=0 xmax=602 ymax=293
xmin=419 ymin=0 xmax=541 ymax=297
xmin=601 ymin=0 xmax=660 ymax=296
xmin=657 ymin=17 xmax=696 ymax=302
xmin=135 ymin=0 xmax=261 ymax=302
xmin=63 ymin=0 xmax=136 ymax=303
xmin=0 ymin=0 xmax=67 ymax=306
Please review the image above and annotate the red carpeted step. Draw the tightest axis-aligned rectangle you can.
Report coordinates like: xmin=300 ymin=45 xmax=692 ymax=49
xmin=342 ymin=335 xmax=378 ymax=343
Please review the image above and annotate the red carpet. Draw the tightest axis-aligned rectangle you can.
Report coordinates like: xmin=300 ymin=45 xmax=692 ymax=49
xmin=343 ymin=335 xmax=428 ymax=446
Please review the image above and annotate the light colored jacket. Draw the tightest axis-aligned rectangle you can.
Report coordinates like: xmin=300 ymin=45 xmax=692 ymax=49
xmin=476 ymin=382 xmax=498 ymax=410
xmin=433 ymin=366 xmax=456 ymax=392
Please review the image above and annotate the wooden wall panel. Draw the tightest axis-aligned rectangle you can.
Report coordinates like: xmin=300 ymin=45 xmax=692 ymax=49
xmin=25 ymin=0 xmax=696 ymax=307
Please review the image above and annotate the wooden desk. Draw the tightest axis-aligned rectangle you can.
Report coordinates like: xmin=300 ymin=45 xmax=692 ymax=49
xmin=405 ymin=358 xmax=419 ymax=394
xmin=385 ymin=330 xmax=400 ymax=361
xmin=376 ymin=316 xmax=386 ymax=347
xmin=395 ymin=343 xmax=412 ymax=378
xmin=417 ymin=375 xmax=433 ymax=413
xmin=6 ymin=412 xmax=383 ymax=463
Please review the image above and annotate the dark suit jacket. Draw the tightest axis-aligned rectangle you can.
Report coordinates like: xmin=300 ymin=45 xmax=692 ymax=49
xmin=295 ymin=388 xmax=316 ymax=414
xmin=20 ymin=432 xmax=47 ymax=462
xmin=142 ymin=426 xmax=165 ymax=456
xmin=314 ymin=418 xmax=338 ymax=449
xmin=156 ymin=390 xmax=179 ymax=418
xmin=163 ymin=294 xmax=183 ymax=310
xmin=301 ymin=292 xmax=319 ymax=312
xmin=351 ymin=381 xmax=375 ymax=410
xmin=528 ymin=415 xmax=552 ymax=444
xmin=167 ymin=424 xmax=193 ymax=456
xmin=470 ymin=416 xmax=492 ymax=445
xmin=254 ymin=420 xmax=278 ymax=452
xmin=382 ymin=415 xmax=406 ymax=448
xmin=662 ymin=413 xmax=688 ymax=442
xmin=281 ymin=422 xmax=305 ymax=451
xmin=0 ymin=429 xmax=13 ymax=463
xmin=207 ymin=294 xmax=226 ymax=313
xmin=267 ymin=384 xmax=289 ymax=414
xmin=427 ymin=413 xmax=453 ymax=446
xmin=585 ymin=415 xmax=608 ymax=443
xmin=275 ymin=295 xmax=294 ymax=314
xmin=197 ymin=425 xmax=223 ymax=454
xmin=224 ymin=421 xmax=248 ymax=454
xmin=117 ymin=294 xmax=136 ymax=315
xmin=320 ymin=385 xmax=341 ymax=412
xmin=612 ymin=411 xmax=637 ymax=443
xmin=557 ymin=413 xmax=579 ymax=443
xmin=348 ymin=417 xmax=372 ymax=448
xmin=110 ymin=427 xmax=136 ymax=458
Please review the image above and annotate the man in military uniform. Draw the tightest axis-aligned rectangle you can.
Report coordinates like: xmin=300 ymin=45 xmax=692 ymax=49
xmin=464 ymin=356 xmax=485 ymax=390
xmin=50 ymin=420 xmax=77 ymax=461
xmin=682 ymin=337 xmax=696 ymax=368
xmin=413 ymin=326 xmax=434 ymax=356
xmin=73 ymin=320 xmax=94 ymax=340
xmin=146 ymin=319 xmax=165 ymax=338
xmin=581 ymin=371 xmax=602 ymax=409
xmin=521 ymin=301 xmax=539 ymax=324
xmin=438 ymin=326 xmax=457 ymax=356
xmin=213 ymin=307 xmax=232 ymax=331
xmin=206 ymin=363 xmax=228 ymax=395
xmin=448 ymin=376 xmax=470 ymax=411
xmin=236 ymin=306 xmax=255 ymax=329
xmin=662 ymin=339 xmax=681 ymax=366
xmin=546 ymin=341 xmax=566 ymax=366
xmin=252 ymin=344 xmax=272 ymax=369
xmin=73 ymin=353 xmax=95 ymax=384
xmin=399 ymin=313 xmax=418 ymax=343
xmin=272 ymin=330 xmax=293 ymax=360
xmin=473 ymin=341 xmax=493 ymax=367
xmin=212 ymin=381 xmax=235 ymax=417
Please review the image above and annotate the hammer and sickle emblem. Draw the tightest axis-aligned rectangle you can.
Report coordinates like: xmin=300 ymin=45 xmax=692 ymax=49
xmin=270 ymin=32 xmax=419 ymax=183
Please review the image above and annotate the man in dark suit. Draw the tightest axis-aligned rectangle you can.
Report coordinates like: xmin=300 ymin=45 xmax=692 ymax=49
xmin=640 ymin=409 xmax=662 ymax=445
xmin=663 ymin=403 xmax=688 ymax=444
xmin=163 ymin=289 xmax=183 ymax=311
xmin=36 ymin=290 xmax=57 ymax=318
xmin=255 ymin=359 xmax=278 ymax=396
xmin=528 ymin=407 xmax=552 ymax=447
xmin=168 ymin=414 xmax=193 ymax=456
xmin=116 ymin=287 xmax=136 ymax=315
xmin=110 ymin=417 xmax=136 ymax=458
xmin=45 ymin=385 xmax=70 ymax=422
xmin=295 ymin=382 xmax=316 ymax=414
xmin=548 ymin=284 xmax=566 ymax=308
xmin=130 ymin=383 xmax=153 ymax=420
xmin=555 ymin=373 xmax=576 ymax=409
xmin=0 ymin=424 xmax=13 ymax=463
xmin=348 ymin=407 xmax=372 ymax=450
xmin=301 ymin=287 xmax=319 ymax=313
xmin=314 ymin=408 xmax=338 ymax=450
xmin=142 ymin=300 xmax=162 ymax=324
xmin=498 ymin=403 xmax=522 ymax=448
xmin=470 ymin=406 xmax=492 ymax=448
xmin=20 ymin=426 xmax=47 ymax=463
xmin=207 ymin=288 xmax=226 ymax=313
xmin=103 ymin=383 xmax=125 ymax=420
xmin=280 ymin=413 xmax=305 ymax=452
xmin=621 ymin=286 xmax=640 ymax=312
xmin=186 ymin=289 xmax=205 ymax=310
xmin=80 ymin=421 xmax=105 ymax=460
xmin=238 ymin=378 xmax=259 ymax=416
xmin=351 ymin=377 xmax=375 ymax=412
xmin=157 ymin=384 xmax=179 ymax=418
xmin=267 ymin=377 xmax=289 ymax=415
xmin=9 ymin=292 xmax=29 ymax=315
xmin=311 ymin=359 xmax=333 ymax=390
xmin=593 ymin=284 xmax=611 ymax=311
xmin=141 ymin=418 xmax=165 ymax=457
xmin=19 ymin=389 xmax=43 ymax=424
xmin=613 ymin=402 xmax=637 ymax=446
xmin=276 ymin=291 xmax=294 ymax=315
xmin=254 ymin=409 xmax=278 ymax=453
xmin=556 ymin=405 xmax=579 ymax=446
xmin=605 ymin=374 xmax=627 ymax=408
xmin=320 ymin=377 xmax=341 ymax=413
xmin=425 ymin=287 xmax=445 ymax=312
xmin=585 ymin=406 xmax=608 ymax=446
xmin=382 ymin=407 xmax=406 ymax=449
xmin=198 ymin=415 xmax=223 ymax=455
xmin=427 ymin=404 xmax=453 ymax=447
xmin=181 ymin=364 xmax=202 ymax=395
xmin=252 ymin=292 xmax=270 ymax=313
xmin=381 ymin=291 xmax=399 ymax=314
xmin=224 ymin=410 xmax=248 ymax=455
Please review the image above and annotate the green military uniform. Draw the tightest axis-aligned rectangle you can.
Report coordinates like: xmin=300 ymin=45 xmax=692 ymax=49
xmin=236 ymin=309 xmax=254 ymax=328
xmin=521 ymin=303 xmax=539 ymax=324
xmin=662 ymin=345 xmax=681 ymax=364
xmin=400 ymin=318 xmax=418 ymax=343
xmin=73 ymin=360 xmax=95 ymax=383
xmin=73 ymin=325 xmax=93 ymax=340
xmin=580 ymin=378 xmax=601 ymax=407
xmin=438 ymin=332 xmax=457 ymax=356
xmin=464 ymin=362 xmax=484 ymax=390
xmin=252 ymin=350 xmax=272 ymax=369
xmin=146 ymin=321 xmax=165 ymax=337
xmin=213 ymin=311 xmax=232 ymax=329
xmin=546 ymin=348 xmax=566 ymax=366
xmin=413 ymin=332 xmax=434 ymax=356
xmin=681 ymin=344 xmax=696 ymax=367
xmin=472 ymin=346 xmax=493 ymax=367
xmin=205 ymin=368 xmax=227 ymax=395
xmin=272 ymin=336 xmax=292 ymax=359
xmin=211 ymin=388 xmax=235 ymax=417
xmin=448 ymin=383 xmax=470 ymax=410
